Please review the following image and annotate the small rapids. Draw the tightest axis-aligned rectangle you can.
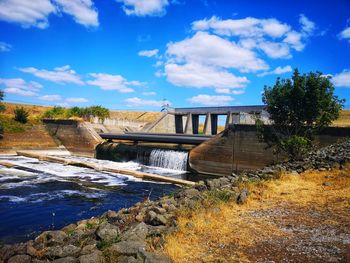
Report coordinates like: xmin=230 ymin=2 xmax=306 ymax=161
xmin=149 ymin=149 xmax=188 ymax=171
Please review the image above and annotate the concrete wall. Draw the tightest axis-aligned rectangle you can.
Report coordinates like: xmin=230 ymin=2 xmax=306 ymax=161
xmin=91 ymin=117 xmax=148 ymax=133
xmin=189 ymin=124 xmax=350 ymax=176
xmin=145 ymin=113 xmax=176 ymax=133
xmin=43 ymin=119 xmax=102 ymax=156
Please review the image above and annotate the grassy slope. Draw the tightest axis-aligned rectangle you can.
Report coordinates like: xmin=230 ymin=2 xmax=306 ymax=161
xmin=164 ymin=166 xmax=350 ymax=262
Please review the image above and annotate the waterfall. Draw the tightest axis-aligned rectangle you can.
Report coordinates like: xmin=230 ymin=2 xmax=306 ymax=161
xmin=149 ymin=149 xmax=188 ymax=171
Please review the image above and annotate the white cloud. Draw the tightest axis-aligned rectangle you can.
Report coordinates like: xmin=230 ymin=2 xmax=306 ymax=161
xmin=54 ymin=0 xmax=99 ymax=27
xmin=258 ymin=41 xmax=291 ymax=59
xmin=39 ymin=94 xmax=62 ymax=101
xmin=187 ymin=94 xmax=233 ymax=106
xmin=0 ymin=0 xmax=56 ymax=28
xmin=117 ymin=0 xmax=169 ymax=17
xmin=339 ymin=27 xmax=350 ymax=42
xmin=19 ymin=65 xmax=84 ymax=85
xmin=192 ymin=16 xmax=290 ymax=38
xmin=138 ymin=49 xmax=159 ymax=57
xmin=333 ymin=70 xmax=350 ymax=87
xmin=299 ymin=14 xmax=315 ymax=36
xmin=231 ymin=89 xmax=245 ymax=95
xmin=0 ymin=41 xmax=11 ymax=52
xmin=258 ymin=65 xmax=292 ymax=77
xmin=165 ymin=63 xmax=249 ymax=92
xmin=191 ymin=15 xmax=315 ymax=58
xmin=65 ymin=97 xmax=88 ymax=103
xmin=0 ymin=78 xmax=42 ymax=97
xmin=142 ymin=91 xmax=156 ymax=96
xmin=0 ymin=0 xmax=98 ymax=28
xmin=87 ymin=73 xmax=142 ymax=93
xmin=167 ymin=31 xmax=268 ymax=72
xmin=125 ymin=97 xmax=171 ymax=107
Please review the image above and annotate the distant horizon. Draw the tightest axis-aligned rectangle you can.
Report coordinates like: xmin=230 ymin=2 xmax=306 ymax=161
xmin=1 ymin=0 xmax=350 ymax=110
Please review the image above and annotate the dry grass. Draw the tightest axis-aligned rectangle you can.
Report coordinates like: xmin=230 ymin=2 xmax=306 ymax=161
xmin=164 ymin=166 xmax=350 ymax=262
xmin=332 ymin=110 xmax=350 ymax=126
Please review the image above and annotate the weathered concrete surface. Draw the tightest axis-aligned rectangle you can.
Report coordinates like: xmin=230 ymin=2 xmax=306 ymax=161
xmin=189 ymin=124 xmax=350 ymax=176
xmin=43 ymin=120 xmax=102 ymax=156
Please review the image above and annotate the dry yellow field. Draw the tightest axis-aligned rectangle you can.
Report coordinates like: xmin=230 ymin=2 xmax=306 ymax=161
xmin=164 ymin=166 xmax=350 ymax=262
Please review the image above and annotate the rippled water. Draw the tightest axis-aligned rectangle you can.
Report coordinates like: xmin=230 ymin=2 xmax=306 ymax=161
xmin=0 ymin=155 xmax=180 ymax=244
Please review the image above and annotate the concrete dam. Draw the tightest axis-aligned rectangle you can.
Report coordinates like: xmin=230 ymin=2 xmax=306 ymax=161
xmin=44 ymin=106 xmax=350 ymax=177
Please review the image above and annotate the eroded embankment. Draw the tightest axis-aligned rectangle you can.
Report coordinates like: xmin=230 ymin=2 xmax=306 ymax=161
xmin=1 ymin=139 xmax=350 ymax=263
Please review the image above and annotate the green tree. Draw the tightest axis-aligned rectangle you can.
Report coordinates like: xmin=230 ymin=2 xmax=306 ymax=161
xmin=14 ymin=107 xmax=29 ymax=124
xmin=257 ymin=69 xmax=345 ymax=160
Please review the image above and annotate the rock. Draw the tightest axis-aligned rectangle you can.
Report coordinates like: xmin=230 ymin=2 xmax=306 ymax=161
xmin=45 ymin=246 xmax=63 ymax=258
xmin=116 ymin=256 xmax=142 ymax=263
xmin=145 ymin=211 xmax=168 ymax=226
xmin=138 ymin=251 xmax=172 ymax=263
xmin=177 ymin=188 xmax=201 ymax=199
xmin=80 ymin=244 xmax=97 ymax=255
xmin=237 ymin=188 xmax=249 ymax=205
xmin=26 ymin=242 xmax=39 ymax=257
xmin=35 ymin=231 xmax=67 ymax=246
xmin=62 ymin=245 xmax=81 ymax=257
xmin=62 ymin=223 xmax=77 ymax=234
xmin=121 ymin=222 xmax=148 ymax=242
xmin=52 ymin=257 xmax=78 ymax=263
xmin=1 ymin=244 xmax=27 ymax=261
xmin=8 ymin=255 xmax=32 ymax=263
xmin=96 ymin=223 xmax=120 ymax=242
xmin=106 ymin=241 xmax=146 ymax=257
xmin=78 ymin=250 xmax=103 ymax=263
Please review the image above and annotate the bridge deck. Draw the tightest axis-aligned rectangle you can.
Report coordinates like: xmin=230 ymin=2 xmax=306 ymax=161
xmin=99 ymin=133 xmax=212 ymax=145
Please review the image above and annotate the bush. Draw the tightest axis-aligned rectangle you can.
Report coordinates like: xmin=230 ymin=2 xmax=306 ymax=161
xmin=14 ymin=107 xmax=29 ymax=124
xmin=42 ymin=106 xmax=66 ymax=119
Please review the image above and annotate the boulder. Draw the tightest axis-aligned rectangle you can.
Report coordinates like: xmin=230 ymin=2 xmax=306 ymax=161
xmin=78 ymin=250 xmax=103 ymax=263
xmin=7 ymin=255 xmax=32 ymax=263
xmin=96 ymin=223 xmax=120 ymax=242
xmin=121 ymin=222 xmax=148 ymax=242
xmin=106 ymin=241 xmax=146 ymax=258
xmin=35 ymin=231 xmax=67 ymax=246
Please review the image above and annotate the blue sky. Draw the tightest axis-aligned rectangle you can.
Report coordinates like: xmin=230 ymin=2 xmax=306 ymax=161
xmin=0 ymin=0 xmax=349 ymax=111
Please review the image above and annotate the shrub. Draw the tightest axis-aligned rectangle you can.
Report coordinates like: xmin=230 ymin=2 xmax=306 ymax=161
xmin=14 ymin=107 xmax=29 ymax=124
xmin=42 ymin=106 xmax=66 ymax=119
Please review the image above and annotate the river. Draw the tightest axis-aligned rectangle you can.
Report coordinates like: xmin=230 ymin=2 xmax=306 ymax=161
xmin=0 ymin=155 xmax=182 ymax=244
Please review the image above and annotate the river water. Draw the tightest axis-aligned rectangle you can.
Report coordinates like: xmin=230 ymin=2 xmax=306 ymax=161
xmin=0 ymin=155 xmax=181 ymax=244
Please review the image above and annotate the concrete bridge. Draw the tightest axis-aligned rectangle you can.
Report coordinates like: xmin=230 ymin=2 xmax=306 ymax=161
xmin=170 ymin=105 xmax=267 ymax=135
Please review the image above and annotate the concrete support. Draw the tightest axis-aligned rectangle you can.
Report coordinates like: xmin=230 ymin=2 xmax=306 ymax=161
xmin=232 ymin=113 xmax=240 ymax=124
xmin=211 ymin=114 xmax=218 ymax=135
xmin=184 ymin=113 xmax=193 ymax=134
xmin=225 ymin=112 xmax=233 ymax=128
xmin=175 ymin=114 xmax=184 ymax=134
xmin=203 ymin=113 xmax=212 ymax=135
xmin=192 ymin=114 xmax=199 ymax=134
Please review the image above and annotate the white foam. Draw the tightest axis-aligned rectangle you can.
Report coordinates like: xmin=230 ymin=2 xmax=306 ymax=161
xmin=0 ymin=195 xmax=27 ymax=202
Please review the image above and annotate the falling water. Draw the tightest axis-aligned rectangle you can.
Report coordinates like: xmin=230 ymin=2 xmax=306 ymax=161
xmin=149 ymin=149 xmax=188 ymax=171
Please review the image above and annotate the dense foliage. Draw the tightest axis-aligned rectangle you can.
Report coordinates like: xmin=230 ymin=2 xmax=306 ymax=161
xmin=14 ymin=107 xmax=29 ymax=124
xmin=257 ymin=69 xmax=345 ymax=159
xmin=42 ymin=105 xmax=110 ymax=121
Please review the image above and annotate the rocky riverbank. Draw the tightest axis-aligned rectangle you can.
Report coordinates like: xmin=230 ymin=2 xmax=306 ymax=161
xmin=1 ymin=139 xmax=349 ymax=263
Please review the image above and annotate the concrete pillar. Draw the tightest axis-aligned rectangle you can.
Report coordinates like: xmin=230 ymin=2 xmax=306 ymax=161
xmin=232 ymin=113 xmax=240 ymax=124
xmin=225 ymin=112 xmax=233 ymax=128
xmin=211 ymin=114 xmax=218 ymax=135
xmin=175 ymin=114 xmax=184 ymax=134
xmin=192 ymin=114 xmax=199 ymax=134
xmin=203 ymin=113 xmax=212 ymax=135
xmin=184 ymin=113 xmax=193 ymax=134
